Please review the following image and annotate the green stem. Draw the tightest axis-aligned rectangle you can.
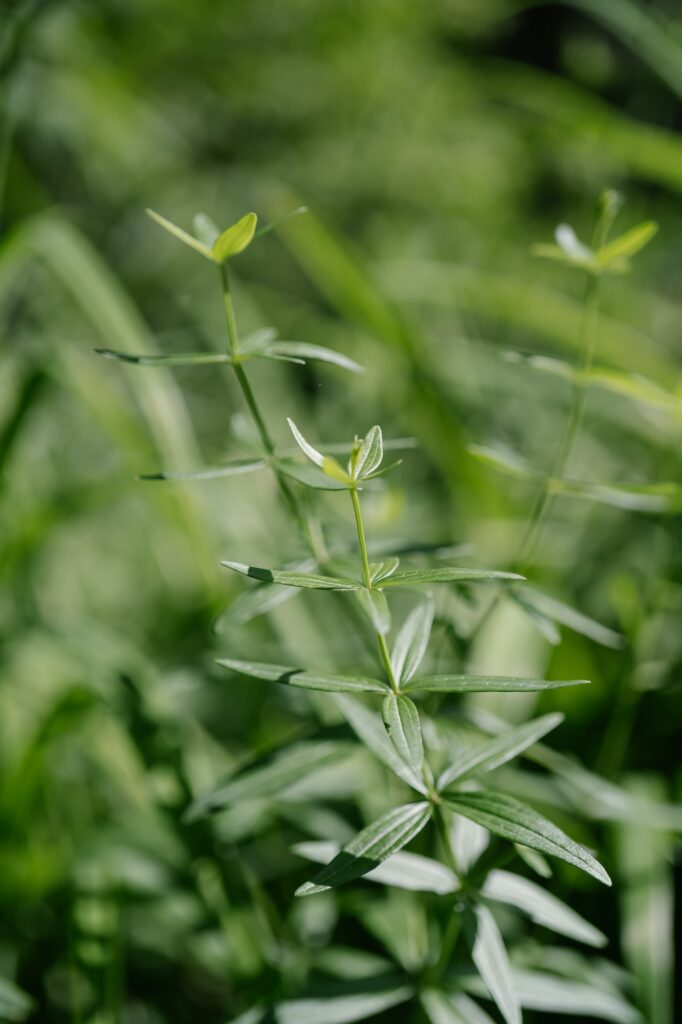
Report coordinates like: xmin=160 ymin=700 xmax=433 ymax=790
xmin=217 ymin=264 xmax=327 ymax=563
xmin=350 ymin=486 xmax=399 ymax=692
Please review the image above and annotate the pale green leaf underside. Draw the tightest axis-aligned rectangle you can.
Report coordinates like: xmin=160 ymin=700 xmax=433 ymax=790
xmin=354 ymin=425 xmax=383 ymax=478
xmin=444 ymin=790 xmax=611 ymax=886
xmin=404 ymin=675 xmax=588 ymax=694
xmin=265 ymin=341 xmax=363 ymax=374
xmin=277 ymin=458 xmax=350 ymax=490
xmin=295 ymin=801 xmax=432 ymax=896
xmin=391 ymin=599 xmax=434 ymax=684
xmin=382 ymin=695 xmax=424 ymax=772
xmin=222 ymin=561 xmax=362 ymax=590
xmin=356 ymin=587 xmax=391 ymax=635
xmin=438 ymin=712 xmax=564 ymax=789
xmin=421 ymin=989 xmax=496 ymax=1024
xmin=294 ymin=840 xmax=458 ymax=895
xmin=469 ymin=905 xmax=521 ymax=1024
xmin=217 ymin=658 xmax=389 ymax=694
xmin=275 ymin=985 xmax=413 ymax=1024
xmin=333 ymin=694 xmax=427 ymax=793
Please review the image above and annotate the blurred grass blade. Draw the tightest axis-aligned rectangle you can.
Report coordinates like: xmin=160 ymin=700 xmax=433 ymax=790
xmin=275 ymin=985 xmax=413 ymax=1024
xmin=294 ymin=841 xmax=458 ymax=895
xmin=483 ymin=869 xmax=607 ymax=947
xmin=519 ymin=587 xmax=625 ymax=649
xmin=333 ymin=694 xmax=427 ymax=793
xmin=95 ymin=348 xmax=231 ymax=366
xmin=382 ymin=567 xmax=522 ymax=587
xmin=295 ymin=802 xmax=432 ymax=896
xmin=443 ymin=791 xmax=611 ymax=885
xmin=139 ymin=458 xmax=266 ymax=481
xmin=382 ymin=695 xmax=424 ymax=773
xmin=492 ymin=968 xmax=641 ymax=1024
xmin=217 ymin=658 xmax=390 ymax=694
xmin=222 ymin=561 xmax=362 ymax=590
xmin=421 ymin=990 xmax=497 ymax=1024
xmin=391 ymin=599 xmax=434 ymax=684
xmin=467 ymin=905 xmax=520 ymax=1024
xmin=405 ymin=676 xmax=588 ymax=694
xmin=438 ymin=713 xmax=564 ymax=789
xmin=596 ymin=222 xmax=658 ymax=269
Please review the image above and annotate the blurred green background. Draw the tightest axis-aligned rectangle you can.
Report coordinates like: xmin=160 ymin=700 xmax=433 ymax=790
xmin=1 ymin=1 xmax=681 ymax=1022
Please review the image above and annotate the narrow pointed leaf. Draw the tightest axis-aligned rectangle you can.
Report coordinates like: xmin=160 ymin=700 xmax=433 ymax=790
xmin=354 ymin=425 xmax=383 ymax=479
xmin=421 ymin=990 xmax=496 ymax=1024
xmin=483 ymin=869 xmax=607 ymax=947
xmin=438 ymin=713 xmax=563 ymax=790
xmin=193 ymin=212 xmax=220 ymax=248
xmin=254 ymin=205 xmax=308 ymax=239
xmin=95 ymin=348 xmax=231 ymax=367
xmin=275 ymin=985 xmax=413 ymax=1024
xmin=381 ymin=567 xmax=522 ymax=587
xmin=356 ymin=588 xmax=391 ymax=635
xmin=369 ymin=557 xmax=400 ymax=585
xmin=391 ymin=599 xmax=434 ymax=684
xmin=405 ymin=676 xmax=588 ymax=695
xmin=217 ymin=658 xmax=389 ymax=694
xmin=146 ymin=208 xmax=213 ymax=258
xmin=596 ymin=221 xmax=658 ymax=268
xmin=514 ymin=845 xmax=552 ymax=878
xmin=501 ymin=970 xmax=641 ymax=1024
xmin=287 ymin=417 xmax=325 ymax=467
xmin=212 ymin=212 xmax=258 ymax=262
xmin=382 ymin=695 xmax=424 ymax=773
xmin=519 ymin=588 xmax=624 ymax=649
xmin=333 ymin=694 xmax=426 ymax=793
xmin=139 ymin=458 xmax=266 ymax=481
xmin=222 ymin=561 xmax=362 ymax=590
xmin=294 ymin=840 xmax=458 ymax=895
xmin=240 ymin=326 xmax=279 ymax=353
xmin=444 ymin=790 xmax=611 ymax=886
xmin=186 ymin=741 xmax=352 ymax=820
xmin=265 ymin=342 xmax=364 ymax=374
xmin=468 ymin=905 xmax=521 ymax=1024
xmin=277 ymin=458 xmax=350 ymax=490
xmin=295 ymin=802 xmax=432 ymax=896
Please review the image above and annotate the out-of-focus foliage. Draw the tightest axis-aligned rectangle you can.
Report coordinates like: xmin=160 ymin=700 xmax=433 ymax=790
xmin=1 ymin=1 xmax=680 ymax=1022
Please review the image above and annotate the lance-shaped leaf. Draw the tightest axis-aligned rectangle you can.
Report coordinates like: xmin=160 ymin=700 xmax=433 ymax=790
xmin=193 ymin=212 xmax=220 ymax=247
xmin=443 ymin=791 xmax=611 ymax=886
xmin=471 ymin=970 xmax=643 ymax=1024
xmin=595 ymin=220 xmax=658 ymax=269
xmin=514 ymin=845 xmax=552 ymax=878
xmin=222 ymin=561 xmax=362 ymax=591
xmin=518 ymin=587 xmax=624 ymax=649
xmin=369 ymin=557 xmax=400 ymax=585
xmin=333 ymin=694 xmax=426 ymax=793
xmin=467 ymin=905 xmax=521 ymax=1024
xmin=294 ymin=840 xmax=458 ymax=895
xmin=276 ymin=984 xmax=413 ymax=1024
xmin=382 ymin=695 xmax=424 ymax=773
xmin=353 ymin=425 xmax=383 ymax=479
xmin=217 ymin=658 xmax=390 ymax=695
xmin=356 ymin=588 xmax=391 ymax=635
xmin=381 ymin=568 xmax=522 ymax=587
xmin=438 ymin=713 xmax=563 ymax=790
xmin=186 ymin=741 xmax=352 ymax=820
xmin=147 ymin=208 xmax=214 ymax=259
xmin=264 ymin=342 xmax=364 ymax=374
xmin=139 ymin=458 xmax=266 ymax=481
xmin=288 ymin=418 xmax=351 ymax=484
xmin=212 ymin=212 xmax=258 ymax=261
xmin=421 ymin=990 xmax=496 ymax=1024
xmin=405 ymin=676 xmax=588 ymax=695
xmin=277 ymin=458 xmax=351 ymax=490
xmin=391 ymin=599 xmax=434 ymax=684
xmin=295 ymin=801 xmax=432 ymax=896
xmin=95 ymin=348 xmax=232 ymax=366
xmin=483 ymin=870 xmax=607 ymax=947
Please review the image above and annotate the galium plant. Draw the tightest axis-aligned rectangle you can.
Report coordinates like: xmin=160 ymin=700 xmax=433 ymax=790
xmin=97 ymin=198 xmax=657 ymax=1024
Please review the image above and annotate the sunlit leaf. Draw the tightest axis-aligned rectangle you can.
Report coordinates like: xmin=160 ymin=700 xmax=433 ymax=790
xmin=444 ymin=790 xmax=611 ymax=886
xmin=382 ymin=695 xmax=424 ymax=773
xmin=354 ymin=425 xmax=383 ymax=479
xmin=295 ymin=802 xmax=432 ymax=896
xmin=421 ymin=989 xmax=496 ymax=1024
xmin=438 ymin=713 xmax=563 ymax=789
xmin=467 ymin=905 xmax=520 ymax=1024
xmin=222 ymin=561 xmax=362 ymax=590
xmin=217 ymin=658 xmax=389 ymax=694
xmin=596 ymin=221 xmax=658 ymax=268
xmin=287 ymin=418 xmax=350 ymax=483
xmin=294 ymin=840 xmax=458 ymax=895
xmin=212 ymin=212 xmax=258 ymax=262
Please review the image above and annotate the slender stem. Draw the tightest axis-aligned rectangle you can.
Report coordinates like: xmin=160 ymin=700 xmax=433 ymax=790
xmin=217 ymin=264 xmax=327 ymax=563
xmin=350 ymin=486 xmax=399 ymax=692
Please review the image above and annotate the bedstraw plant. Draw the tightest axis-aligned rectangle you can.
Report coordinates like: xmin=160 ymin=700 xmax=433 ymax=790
xmin=97 ymin=197 xmax=657 ymax=1024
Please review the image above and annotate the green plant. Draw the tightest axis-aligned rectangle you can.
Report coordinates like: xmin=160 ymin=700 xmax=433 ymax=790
xmin=93 ymin=201 xmax=661 ymax=1024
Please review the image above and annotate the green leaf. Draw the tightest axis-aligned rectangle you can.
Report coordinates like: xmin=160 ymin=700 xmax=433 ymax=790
xmin=222 ymin=561 xmax=362 ymax=590
xmin=95 ymin=348 xmax=231 ymax=366
xmin=468 ymin=444 xmax=540 ymax=481
xmin=217 ymin=580 xmax=300 ymax=627
xmin=217 ymin=658 xmax=389 ymax=694
xmin=192 ymin=212 xmax=220 ymax=248
xmin=382 ymin=695 xmax=424 ymax=773
xmin=146 ymin=208 xmax=214 ymax=259
xmin=509 ymin=591 xmax=561 ymax=646
xmin=277 ymin=458 xmax=351 ymax=490
xmin=294 ymin=840 xmax=458 ymax=895
xmin=483 ymin=869 xmax=607 ymax=947
xmin=354 ymin=425 xmax=383 ymax=479
xmin=356 ymin=588 xmax=391 ymax=635
xmin=0 ymin=976 xmax=34 ymax=1023
xmin=186 ymin=741 xmax=352 ymax=820
xmin=333 ymin=694 xmax=427 ymax=793
xmin=405 ymin=676 xmax=588 ymax=695
xmin=438 ymin=713 xmax=564 ymax=789
xmin=443 ymin=791 xmax=611 ymax=886
xmin=138 ymin=458 xmax=266 ymax=481
xmin=514 ymin=845 xmax=552 ymax=878
xmin=211 ymin=212 xmax=258 ymax=262
xmin=369 ymin=558 xmax=400 ymax=585
xmin=381 ymin=568 xmax=523 ymax=587
xmin=275 ymin=985 xmax=413 ymax=1024
xmin=264 ymin=342 xmax=364 ymax=374
xmin=295 ymin=802 xmax=432 ymax=896
xmin=421 ymin=990 xmax=496 ymax=1024
xmin=519 ymin=587 xmax=625 ymax=649
xmin=391 ymin=599 xmax=434 ymax=684
xmin=287 ymin=418 xmax=351 ymax=483
xmin=596 ymin=220 xmax=658 ymax=268
xmin=467 ymin=905 xmax=521 ymax=1024
xmin=240 ymin=326 xmax=279 ymax=353
xmin=494 ymin=969 xmax=642 ymax=1023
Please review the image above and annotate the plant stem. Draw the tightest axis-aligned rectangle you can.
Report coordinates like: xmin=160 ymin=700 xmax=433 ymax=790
xmin=217 ymin=264 xmax=327 ymax=563
xmin=350 ymin=486 xmax=399 ymax=692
